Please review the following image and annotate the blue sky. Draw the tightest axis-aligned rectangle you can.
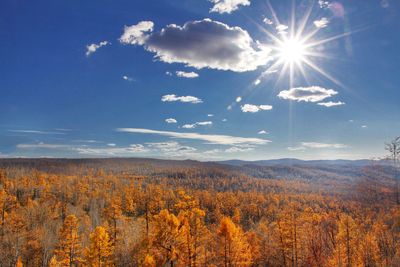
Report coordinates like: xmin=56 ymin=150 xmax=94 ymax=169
xmin=1 ymin=0 xmax=399 ymax=160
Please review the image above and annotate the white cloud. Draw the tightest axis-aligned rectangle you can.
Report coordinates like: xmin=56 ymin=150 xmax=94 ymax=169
xmin=209 ymin=0 xmax=250 ymax=14
xmin=107 ymin=143 xmax=116 ymax=147
xmin=227 ymin=105 xmax=232 ymax=110
xmin=182 ymin=121 xmax=213 ymax=129
xmin=207 ymin=114 xmax=214 ymax=117
xmin=222 ymin=118 xmax=227 ymax=122
xmin=301 ymin=142 xmax=348 ymax=149
xmin=276 ymin=24 xmax=288 ymax=35
xmin=119 ymin=21 xmax=154 ymax=45
xmin=122 ymin=75 xmax=134 ymax=81
xmin=317 ymin=101 xmax=345 ymax=107
xmin=119 ymin=19 xmax=271 ymax=72
xmin=161 ymin=94 xmax=203 ymax=104
xmin=165 ymin=118 xmax=177 ymax=124
xmin=263 ymin=18 xmax=273 ymax=25
xmin=361 ymin=125 xmax=368 ymax=128
xmin=318 ymin=0 xmax=331 ymax=9
xmin=265 ymin=69 xmax=278 ymax=74
xmin=116 ymin=128 xmax=270 ymax=145
xmin=73 ymin=139 xmax=100 ymax=143
xmin=236 ymin=96 xmax=242 ymax=103
xmin=258 ymin=130 xmax=268 ymax=134
xmin=86 ymin=41 xmax=109 ymax=57
xmin=197 ymin=121 xmax=212 ymax=126
xmin=241 ymin=104 xmax=273 ymax=113
xmin=314 ymin=17 xmax=329 ymax=28
xmin=287 ymin=146 xmax=306 ymax=151
xmin=182 ymin=124 xmax=196 ymax=129
xmin=278 ymin=86 xmax=338 ymax=102
xmin=165 ymin=71 xmax=173 ymax=76
xmin=225 ymin=146 xmax=254 ymax=153
xmin=176 ymin=71 xmax=199 ymax=78
xmin=254 ymin=79 xmax=261 ymax=86
xmin=289 ymin=142 xmax=348 ymax=151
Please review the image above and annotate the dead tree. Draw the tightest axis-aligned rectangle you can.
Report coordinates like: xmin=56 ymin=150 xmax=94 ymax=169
xmin=385 ymin=136 xmax=400 ymax=204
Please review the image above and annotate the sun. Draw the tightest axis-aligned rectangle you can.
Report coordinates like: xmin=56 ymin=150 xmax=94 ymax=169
xmin=251 ymin=2 xmax=353 ymax=88
xmin=277 ymin=37 xmax=307 ymax=65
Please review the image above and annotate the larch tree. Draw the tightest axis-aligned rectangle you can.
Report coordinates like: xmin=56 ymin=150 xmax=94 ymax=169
xmin=217 ymin=216 xmax=252 ymax=267
xmin=175 ymin=190 xmax=209 ymax=267
xmin=54 ymin=214 xmax=82 ymax=267
xmin=85 ymin=226 xmax=114 ymax=267
xmin=151 ymin=209 xmax=185 ymax=266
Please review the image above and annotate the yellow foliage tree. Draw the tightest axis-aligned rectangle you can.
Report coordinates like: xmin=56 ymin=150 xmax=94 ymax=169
xmin=217 ymin=216 xmax=252 ymax=267
xmin=54 ymin=214 xmax=82 ymax=266
xmin=85 ymin=226 xmax=114 ymax=267
xmin=151 ymin=209 xmax=184 ymax=266
xmin=175 ymin=190 xmax=209 ymax=266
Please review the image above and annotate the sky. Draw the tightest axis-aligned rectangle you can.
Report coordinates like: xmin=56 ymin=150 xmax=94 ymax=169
xmin=1 ymin=0 xmax=400 ymax=160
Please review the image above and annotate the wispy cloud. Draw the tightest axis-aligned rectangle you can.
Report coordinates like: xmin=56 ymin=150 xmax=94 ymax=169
xmin=258 ymin=130 xmax=268 ymax=134
xmin=288 ymin=142 xmax=348 ymax=151
xmin=77 ymin=144 xmax=148 ymax=156
xmin=17 ymin=143 xmax=70 ymax=149
xmin=209 ymin=0 xmax=250 ymax=14
xmin=116 ymin=128 xmax=270 ymax=145
xmin=72 ymin=139 xmax=101 ymax=143
xmin=119 ymin=19 xmax=271 ymax=72
xmin=317 ymin=101 xmax=345 ymax=107
xmin=86 ymin=41 xmax=109 ymax=57
xmin=241 ymin=104 xmax=273 ymax=113
xmin=161 ymin=94 xmax=203 ymax=104
xmin=278 ymin=86 xmax=337 ymax=103
xmin=146 ymin=141 xmax=197 ymax=155
xmin=176 ymin=71 xmax=199 ymax=78
xmin=8 ymin=130 xmax=65 ymax=135
xmin=182 ymin=121 xmax=212 ymax=129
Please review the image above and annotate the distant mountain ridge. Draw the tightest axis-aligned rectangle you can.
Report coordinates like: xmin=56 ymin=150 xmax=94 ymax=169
xmin=217 ymin=158 xmax=381 ymax=167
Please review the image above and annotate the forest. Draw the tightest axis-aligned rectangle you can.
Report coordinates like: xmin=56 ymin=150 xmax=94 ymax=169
xmin=0 ymin=158 xmax=398 ymax=267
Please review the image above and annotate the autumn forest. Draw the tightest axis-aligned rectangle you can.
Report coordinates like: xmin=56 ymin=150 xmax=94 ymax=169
xmin=0 ymin=158 xmax=398 ymax=267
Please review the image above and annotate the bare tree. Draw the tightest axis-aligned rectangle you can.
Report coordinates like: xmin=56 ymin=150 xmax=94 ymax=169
xmin=385 ymin=136 xmax=400 ymax=204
